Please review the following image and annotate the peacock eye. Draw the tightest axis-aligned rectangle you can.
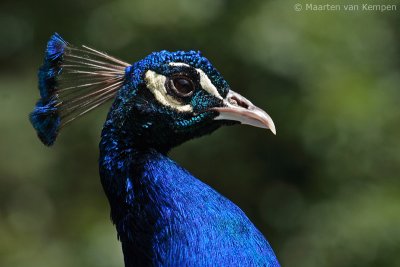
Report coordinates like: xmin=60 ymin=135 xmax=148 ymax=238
xmin=168 ymin=76 xmax=195 ymax=98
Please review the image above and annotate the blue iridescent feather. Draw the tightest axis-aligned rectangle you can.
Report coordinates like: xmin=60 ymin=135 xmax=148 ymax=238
xmin=30 ymin=33 xmax=67 ymax=145
xmin=30 ymin=33 xmax=127 ymax=146
xmin=38 ymin=33 xmax=67 ymax=100
xmin=29 ymin=98 xmax=60 ymax=146
xmin=99 ymin=143 xmax=280 ymax=266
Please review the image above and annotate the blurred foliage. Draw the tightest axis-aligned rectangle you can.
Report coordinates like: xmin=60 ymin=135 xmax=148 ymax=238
xmin=1 ymin=0 xmax=400 ymax=266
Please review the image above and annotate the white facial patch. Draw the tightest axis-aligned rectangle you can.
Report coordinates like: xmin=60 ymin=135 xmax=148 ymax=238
xmin=169 ymin=61 xmax=223 ymax=100
xmin=144 ymin=70 xmax=193 ymax=113
xmin=196 ymin=68 xmax=223 ymax=100
xmin=169 ymin=62 xmax=191 ymax=68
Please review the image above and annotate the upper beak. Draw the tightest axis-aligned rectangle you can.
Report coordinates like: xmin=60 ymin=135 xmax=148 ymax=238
xmin=211 ymin=90 xmax=276 ymax=135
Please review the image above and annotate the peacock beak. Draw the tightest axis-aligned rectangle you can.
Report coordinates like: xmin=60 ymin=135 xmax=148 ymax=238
xmin=211 ymin=90 xmax=276 ymax=135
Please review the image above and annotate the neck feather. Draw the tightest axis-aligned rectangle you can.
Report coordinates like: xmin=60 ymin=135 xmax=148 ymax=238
xmin=98 ymin=124 xmax=279 ymax=267
xmin=98 ymin=121 xmax=172 ymax=266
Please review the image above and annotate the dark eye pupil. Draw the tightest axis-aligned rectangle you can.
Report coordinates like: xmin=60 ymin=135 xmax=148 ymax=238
xmin=173 ymin=78 xmax=193 ymax=95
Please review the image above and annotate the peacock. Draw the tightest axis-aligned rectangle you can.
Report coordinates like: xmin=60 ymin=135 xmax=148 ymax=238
xmin=30 ymin=33 xmax=280 ymax=266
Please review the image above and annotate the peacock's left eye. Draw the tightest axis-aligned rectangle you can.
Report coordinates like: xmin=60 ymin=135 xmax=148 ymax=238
xmin=168 ymin=76 xmax=195 ymax=98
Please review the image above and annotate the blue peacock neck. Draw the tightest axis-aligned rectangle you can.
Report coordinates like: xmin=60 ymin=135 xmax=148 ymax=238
xmin=97 ymin=78 xmax=279 ymax=267
xmin=98 ymin=114 xmax=280 ymax=267
xmin=99 ymin=119 xmax=161 ymax=266
xmin=97 ymin=90 xmax=205 ymax=266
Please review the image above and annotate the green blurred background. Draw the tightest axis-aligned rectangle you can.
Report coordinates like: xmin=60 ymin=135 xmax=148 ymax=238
xmin=1 ymin=0 xmax=400 ymax=266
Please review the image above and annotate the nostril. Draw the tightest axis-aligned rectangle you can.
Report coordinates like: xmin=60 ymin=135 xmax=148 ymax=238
xmin=229 ymin=95 xmax=249 ymax=109
xmin=228 ymin=97 xmax=238 ymax=106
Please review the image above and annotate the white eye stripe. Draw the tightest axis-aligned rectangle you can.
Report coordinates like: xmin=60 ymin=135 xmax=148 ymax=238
xmin=169 ymin=62 xmax=223 ymax=99
xmin=144 ymin=70 xmax=193 ymax=113
xmin=169 ymin=62 xmax=191 ymax=68
xmin=195 ymin=68 xmax=223 ymax=100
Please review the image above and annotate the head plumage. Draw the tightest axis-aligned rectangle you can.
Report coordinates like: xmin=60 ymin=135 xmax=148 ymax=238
xmin=30 ymin=33 xmax=129 ymax=145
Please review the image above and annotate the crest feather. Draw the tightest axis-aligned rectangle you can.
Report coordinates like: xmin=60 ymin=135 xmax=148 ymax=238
xmin=30 ymin=33 xmax=129 ymax=146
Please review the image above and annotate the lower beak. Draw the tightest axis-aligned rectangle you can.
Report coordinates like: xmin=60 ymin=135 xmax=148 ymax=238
xmin=211 ymin=90 xmax=276 ymax=135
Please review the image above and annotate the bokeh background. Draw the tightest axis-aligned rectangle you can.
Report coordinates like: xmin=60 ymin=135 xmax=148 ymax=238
xmin=1 ymin=0 xmax=400 ymax=266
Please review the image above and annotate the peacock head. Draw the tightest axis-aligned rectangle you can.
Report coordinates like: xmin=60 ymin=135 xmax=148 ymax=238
xmin=30 ymin=34 xmax=275 ymax=150
xmin=104 ymin=50 xmax=275 ymax=151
